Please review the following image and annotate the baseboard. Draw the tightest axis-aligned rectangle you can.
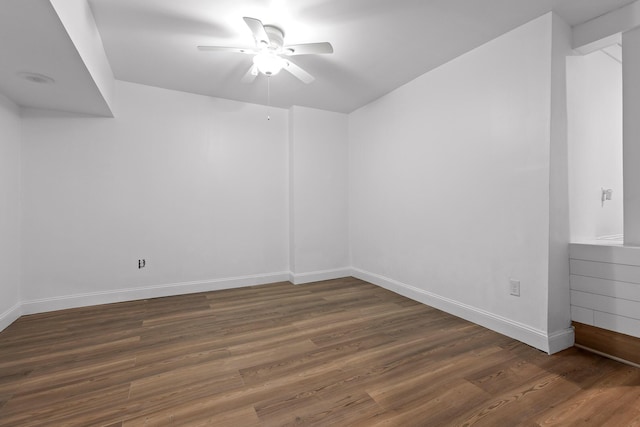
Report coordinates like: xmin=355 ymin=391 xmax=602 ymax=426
xmin=20 ymin=271 xmax=291 ymax=316
xmin=0 ymin=302 xmax=22 ymax=332
xmin=289 ymin=268 xmax=351 ymax=285
xmin=352 ymin=268 xmax=574 ymax=354
xmin=547 ymin=327 xmax=576 ymax=354
xmin=5 ymin=267 xmax=577 ymax=355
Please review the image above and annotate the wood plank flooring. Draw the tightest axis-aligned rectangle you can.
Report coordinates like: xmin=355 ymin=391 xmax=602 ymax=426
xmin=1 ymin=277 xmax=639 ymax=426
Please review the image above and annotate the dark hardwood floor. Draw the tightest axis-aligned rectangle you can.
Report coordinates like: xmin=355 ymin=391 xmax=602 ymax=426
xmin=1 ymin=277 xmax=639 ymax=426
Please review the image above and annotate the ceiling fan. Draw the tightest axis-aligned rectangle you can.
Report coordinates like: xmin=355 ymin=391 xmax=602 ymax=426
xmin=198 ymin=17 xmax=333 ymax=84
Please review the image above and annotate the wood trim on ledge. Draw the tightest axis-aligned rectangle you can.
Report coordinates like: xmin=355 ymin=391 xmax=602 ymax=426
xmin=573 ymin=321 xmax=640 ymax=366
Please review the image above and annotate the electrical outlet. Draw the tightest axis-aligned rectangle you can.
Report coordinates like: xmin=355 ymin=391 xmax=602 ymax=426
xmin=509 ymin=279 xmax=520 ymax=297
xmin=138 ymin=259 xmax=146 ymax=269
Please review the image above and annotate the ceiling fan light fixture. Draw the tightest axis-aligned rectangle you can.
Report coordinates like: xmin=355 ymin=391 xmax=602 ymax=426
xmin=253 ymin=51 xmax=285 ymax=76
xmin=198 ymin=17 xmax=332 ymax=84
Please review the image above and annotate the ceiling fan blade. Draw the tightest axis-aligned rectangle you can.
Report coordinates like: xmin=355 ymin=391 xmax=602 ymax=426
xmin=283 ymin=60 xmax=315 ymax=84
xmin=243 ymin=17 xmax=270 ymax=47
xmin=197 ymin=46 xmax=257 ymax=54
xmin=284 ymin=42 xmax=333 ymax=55
xmin=241 ymin=64 xmax=259 ymax=83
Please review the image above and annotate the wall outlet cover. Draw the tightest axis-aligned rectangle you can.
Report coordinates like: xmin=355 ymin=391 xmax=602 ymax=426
xmin=509 ymin=279 xmax=520 ymax=297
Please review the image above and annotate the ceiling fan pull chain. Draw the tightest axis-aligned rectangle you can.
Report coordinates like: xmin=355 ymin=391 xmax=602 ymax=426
xmin=267 ymin=75 xmax=271 ymax=121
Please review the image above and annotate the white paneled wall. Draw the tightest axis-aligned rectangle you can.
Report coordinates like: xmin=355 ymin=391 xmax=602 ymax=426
xmin=570 ymin=243 xmax=640 ymax=338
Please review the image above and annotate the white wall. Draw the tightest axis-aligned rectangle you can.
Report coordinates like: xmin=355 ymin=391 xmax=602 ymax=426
xmin=623 ymin=26 xmax=640 ymax=245
xmin=289 ymin=106 xmax=349 ymax=283
xmin=0 ymin=93 xmax=22 ymax=329
xmin=547 ymin=14 xmax=572 ymax=340
xmin=20 ymin=80 xmax=289 ymax=312
xmin=567 ymin=51 xmax=623 ymax=241
xmin=349 ymin=13 xmax=572 ymax=352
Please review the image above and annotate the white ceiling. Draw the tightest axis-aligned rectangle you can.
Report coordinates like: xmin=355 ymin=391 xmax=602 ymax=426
xmin=0 ymin=0 xmax=111 ymax=116
xmin=0 ymin=0 xmax=636 ymax=115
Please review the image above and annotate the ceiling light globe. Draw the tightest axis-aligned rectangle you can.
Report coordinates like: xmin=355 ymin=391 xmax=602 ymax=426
xmin=253 ymin=52 xmax=285 ymax=76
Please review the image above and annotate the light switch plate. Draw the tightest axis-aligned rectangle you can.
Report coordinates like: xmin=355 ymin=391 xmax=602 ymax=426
xmin=509 ymin=279 xmax=520 ymax=297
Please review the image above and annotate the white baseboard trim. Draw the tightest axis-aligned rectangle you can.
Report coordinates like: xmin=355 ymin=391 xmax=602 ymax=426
xmin=5 ymin=268 xmax=576 ymax=355
xmin=351 ymin=268 xmax=574 ymax=354
xmin=547 ymin=327 xmax=576 ymax=354
xmin=289 ymin=268 xmax=351 ymax=285
xmin=20 ymin=271 xmax=290 ymax=316
xmin=0 ymin=302 xmax=22 ymax=332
